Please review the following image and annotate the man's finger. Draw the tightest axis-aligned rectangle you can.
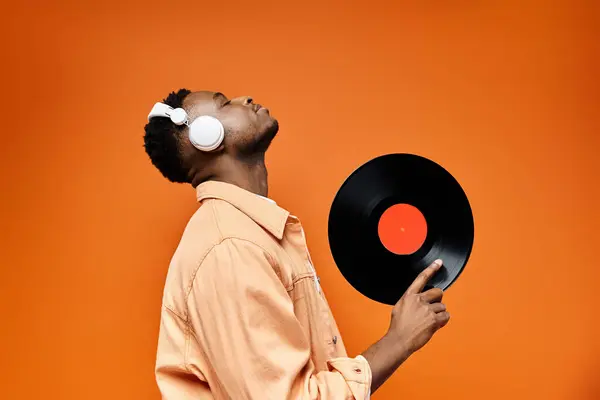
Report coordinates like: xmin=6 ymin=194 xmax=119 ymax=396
xmin=421 ymin=287 xmax=444 ymax=303
xmin=429 ymin=302 xmax=446 ymax=313
xmin=435 ymin=311 xmax=451 ymax=328
xmin=406 ymin=259 xmax=443 ymax=294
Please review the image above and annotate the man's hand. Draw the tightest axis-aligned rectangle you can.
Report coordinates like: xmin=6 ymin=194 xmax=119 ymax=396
xmin=361 ymin=259 xmax=450 ymax=393
xmin=387 ymin=259 xmax=450 ymax=354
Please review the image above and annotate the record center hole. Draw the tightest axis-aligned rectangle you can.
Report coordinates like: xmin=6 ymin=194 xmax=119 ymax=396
xmin=378 ymin=204 xmax=428 ymax=255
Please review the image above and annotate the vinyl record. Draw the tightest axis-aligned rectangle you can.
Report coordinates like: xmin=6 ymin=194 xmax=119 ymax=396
xmin=328 ymin=153 xmax=474 ymax=305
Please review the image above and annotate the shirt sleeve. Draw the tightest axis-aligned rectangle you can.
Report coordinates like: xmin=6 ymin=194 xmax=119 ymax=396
xmin=186 ymin=237 xmax=372 ymax=400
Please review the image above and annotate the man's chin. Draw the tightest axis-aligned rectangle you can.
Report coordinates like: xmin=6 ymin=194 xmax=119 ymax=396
xmin=238 ymin=120 xmax=279 ymax=157
xmin=267 ymin=118 xmax=279 ymax=137
xmin=257 ymin=119 xmax=279 ymax=152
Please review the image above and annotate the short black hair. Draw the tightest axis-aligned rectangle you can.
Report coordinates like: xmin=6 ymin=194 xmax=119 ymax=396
xmin=143 ymin=88 xmax=192 ymax=183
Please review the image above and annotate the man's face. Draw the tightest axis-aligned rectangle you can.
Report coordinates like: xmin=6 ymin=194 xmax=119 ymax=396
xmin=182 ymin=91 xmax=279 ymax=156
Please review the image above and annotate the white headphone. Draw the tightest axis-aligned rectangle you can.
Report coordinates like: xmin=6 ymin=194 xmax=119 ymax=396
xmin=147 ymin=103 xmax=225 ymax=152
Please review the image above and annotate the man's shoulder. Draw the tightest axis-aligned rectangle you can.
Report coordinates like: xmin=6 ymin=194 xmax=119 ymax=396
xmin=167 ymin=199 xmax=276 ymax=286
xmin=161 ymin=198 xmax=279 ymax=307
xmin=184 ymin=198 xmax=274 ymax=248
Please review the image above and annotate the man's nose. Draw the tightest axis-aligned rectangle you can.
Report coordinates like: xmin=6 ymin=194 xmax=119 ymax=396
xmin=232 ymin=96 xmax=253 ymax=106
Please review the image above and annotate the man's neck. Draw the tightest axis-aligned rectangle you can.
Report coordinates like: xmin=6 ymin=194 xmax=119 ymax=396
xmin=193 ymin=155 xmax=269 ymax=197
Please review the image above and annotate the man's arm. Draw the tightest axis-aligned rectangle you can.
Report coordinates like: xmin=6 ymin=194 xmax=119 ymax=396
xmin=188 ymin=238 xmax=448 ymax=398
xmin=188 ymin=237 xmax=371 ymax=399
xmin=361 ymin=260 xmax=450 ymax=394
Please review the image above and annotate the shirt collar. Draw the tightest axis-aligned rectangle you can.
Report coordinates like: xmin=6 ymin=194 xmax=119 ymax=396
xmin=257 ymin=194 xmax=277 ymax=205
xmin=195 ymin=180 xmax=290 ymax=240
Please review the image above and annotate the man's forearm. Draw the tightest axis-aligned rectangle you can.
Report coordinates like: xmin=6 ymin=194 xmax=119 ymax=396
xmin=361 ymin=333 xmax=411 ymax=394
xmin=358 ymin=261 xmax=450 ymax=394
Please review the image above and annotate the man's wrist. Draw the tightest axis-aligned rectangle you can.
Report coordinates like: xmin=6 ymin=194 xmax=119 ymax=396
xmin=381 ymin=330 xmax=413 ymax=365
xmin=360 ymin=331 xmax=415 ymax=394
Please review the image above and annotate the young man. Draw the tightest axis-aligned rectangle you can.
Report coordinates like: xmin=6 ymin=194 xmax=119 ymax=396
xmin=144 ymin=89 xmax=450 ymax=399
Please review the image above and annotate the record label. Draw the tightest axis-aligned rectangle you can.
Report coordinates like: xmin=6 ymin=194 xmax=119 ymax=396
xmin=378 ymin=203 xmax=428 ymax=255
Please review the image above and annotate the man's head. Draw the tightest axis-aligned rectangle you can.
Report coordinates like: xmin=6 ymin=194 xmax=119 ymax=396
xmin=143 ymin=89 xmax=279 ymax=185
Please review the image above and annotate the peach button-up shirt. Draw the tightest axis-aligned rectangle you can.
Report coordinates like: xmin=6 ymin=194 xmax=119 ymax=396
xmin=155 ymin=181 xmax=372 ymax=399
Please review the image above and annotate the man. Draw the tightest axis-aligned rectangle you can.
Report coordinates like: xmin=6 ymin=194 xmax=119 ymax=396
xmin=144 ymin=89 xmax=450 ymax=399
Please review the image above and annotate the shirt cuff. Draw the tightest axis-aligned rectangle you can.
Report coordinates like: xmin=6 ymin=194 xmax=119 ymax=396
xmin=355 ymin=355 xmax=371 ymax=400
xmin=327 ymin=355 xmax=372 ymax=400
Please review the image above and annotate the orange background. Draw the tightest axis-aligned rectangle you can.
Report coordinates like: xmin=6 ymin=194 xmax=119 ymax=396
xmin=1 ymin=1 xmax=598 ymax=399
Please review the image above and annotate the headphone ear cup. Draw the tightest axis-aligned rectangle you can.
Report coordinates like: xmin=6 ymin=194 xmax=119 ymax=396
xmin=188 ymin=116 xmax=225 ymax=151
